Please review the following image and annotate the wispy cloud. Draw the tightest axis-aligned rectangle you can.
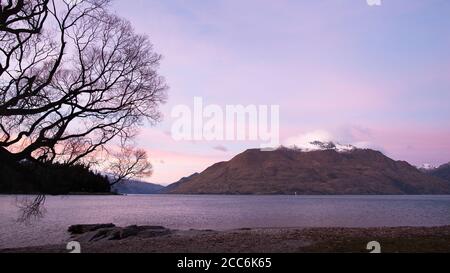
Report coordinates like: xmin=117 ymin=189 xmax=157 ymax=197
xmin=213 ymin=145 xmax=228 ymax=152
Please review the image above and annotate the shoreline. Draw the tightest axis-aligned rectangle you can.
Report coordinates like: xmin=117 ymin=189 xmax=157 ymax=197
xmin=2 ymin=225 xmax=450 ymax=253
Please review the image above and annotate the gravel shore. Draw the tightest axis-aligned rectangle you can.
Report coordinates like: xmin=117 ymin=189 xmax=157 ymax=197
xmin=2 ymin=225 xmax=450 ymax=253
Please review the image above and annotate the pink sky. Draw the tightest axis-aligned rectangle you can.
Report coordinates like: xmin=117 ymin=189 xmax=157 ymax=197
xmin=112 ymin=0 xmax=450 ymax=185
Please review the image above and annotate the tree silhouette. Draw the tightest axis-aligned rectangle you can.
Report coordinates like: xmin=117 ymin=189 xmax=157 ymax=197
xmin=107 ymin=145 xmax=153 ymax=185
xmin=0 ymin=0 xmax=167 ymax=165
xmin=1 ymin=0 xmax=167 ymax=220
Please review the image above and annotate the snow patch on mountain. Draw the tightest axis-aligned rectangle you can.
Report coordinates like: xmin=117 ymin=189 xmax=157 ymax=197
xmin=417 ymin=163 xmax=437 ymax=171
xmin=284 ymin=141 xmax=356 ymax=152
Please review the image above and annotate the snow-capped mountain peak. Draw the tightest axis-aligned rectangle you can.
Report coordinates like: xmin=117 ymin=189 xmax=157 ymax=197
xmin=289 ymin=141 xmax=356 ymax=152
xmin=418 ymin=163 xmax=437 ymax=170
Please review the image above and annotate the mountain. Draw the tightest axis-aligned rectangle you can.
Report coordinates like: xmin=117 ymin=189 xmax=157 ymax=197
xmin=164 ymin=143 xmax=450 ymax=195
xmin=427 ymin=163 xmax=450 ymax=182
xmin=158 ymin=173 xmax=199 ymax=193
xmin=111 ymin=179 xmax=164 ymax=194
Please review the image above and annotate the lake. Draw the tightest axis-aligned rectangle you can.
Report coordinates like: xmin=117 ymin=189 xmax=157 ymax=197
xmin=1 ymin=194 xmax=450 ymax=249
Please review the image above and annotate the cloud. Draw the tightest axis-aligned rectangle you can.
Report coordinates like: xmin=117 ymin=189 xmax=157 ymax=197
xmin=283 ymin=130 xmax=333 ymax=149
xmin=283 ymin=127 xmax=379 ymax=150
xmin=213 ymin=145 xmax=228 ymax=152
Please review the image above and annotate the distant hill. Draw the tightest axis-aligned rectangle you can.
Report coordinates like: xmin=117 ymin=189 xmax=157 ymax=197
xmin=427 ymin=163 xmax=450 ymax=182
xmin=111 ymin=179 xmax=164 ymax=194
xmin=164 ymin=143 xmax=450 ymax=195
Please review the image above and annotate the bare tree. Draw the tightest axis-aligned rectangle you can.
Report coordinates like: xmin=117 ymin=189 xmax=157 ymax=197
xmin=0 ymin=0 xmax=49 ymax=42
xmin=0 ymin=0 xmax=167 ymax=165
xmin=107 ymin=145 xmax=153 ymax=185
xmin=1 ymin=1 xmax=166 ymax=221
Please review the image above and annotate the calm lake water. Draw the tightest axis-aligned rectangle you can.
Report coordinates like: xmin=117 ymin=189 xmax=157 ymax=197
xmin=1 ymin=194 xmax=450 ymax=249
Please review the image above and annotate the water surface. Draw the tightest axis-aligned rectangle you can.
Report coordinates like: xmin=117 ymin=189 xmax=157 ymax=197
xmin=1 ymin=194 xmax=450 ymax=248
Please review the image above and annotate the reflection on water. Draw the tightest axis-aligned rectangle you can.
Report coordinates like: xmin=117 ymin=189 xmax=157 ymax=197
xmin=1 ymin=194 xmax=450 ymax=248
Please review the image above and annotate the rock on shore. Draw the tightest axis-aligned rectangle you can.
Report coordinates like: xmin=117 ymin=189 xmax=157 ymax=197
xmin=67 ymin=224 xmax=172 ymax=242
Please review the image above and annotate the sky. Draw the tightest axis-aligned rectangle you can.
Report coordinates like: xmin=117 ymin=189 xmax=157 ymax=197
xmin=112 ymin=0 xmax=450 ymax=185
